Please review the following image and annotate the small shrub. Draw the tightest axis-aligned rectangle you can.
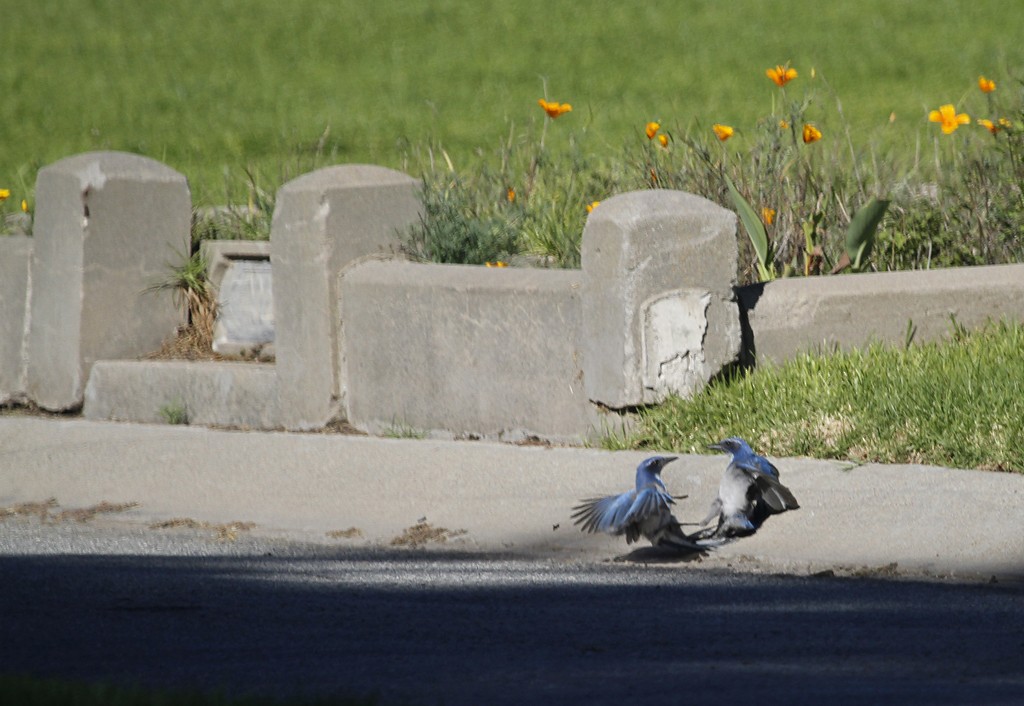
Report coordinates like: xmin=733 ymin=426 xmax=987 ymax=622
xmin=403 ymin=172 xmax=521 ymax=265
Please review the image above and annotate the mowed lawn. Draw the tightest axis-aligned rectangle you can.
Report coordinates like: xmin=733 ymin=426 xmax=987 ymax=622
xmin=4 ymin=0 xmax=1024 ymax=203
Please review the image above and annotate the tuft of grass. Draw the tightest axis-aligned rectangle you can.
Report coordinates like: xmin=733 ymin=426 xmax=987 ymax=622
xmin=604 ymin=320 xmax=1024 ymax=473
xmin=382 ymin=419 xmax=426 ymax=440
xmin=159 ymin=401 xmax=189 ymax=426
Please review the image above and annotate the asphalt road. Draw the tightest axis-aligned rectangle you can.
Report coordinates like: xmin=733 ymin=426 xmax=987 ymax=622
xmin=2 ymin=518 xmax=1023 ymax=705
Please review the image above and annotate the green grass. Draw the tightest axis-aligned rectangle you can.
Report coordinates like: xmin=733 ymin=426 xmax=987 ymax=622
xmin=0 ymin=675 xmax=376 ymax=706
xmin=603 ymin=321 xmax=1024 ymax=473
xmin=4 ymin=0 xmax=1024 ymax=205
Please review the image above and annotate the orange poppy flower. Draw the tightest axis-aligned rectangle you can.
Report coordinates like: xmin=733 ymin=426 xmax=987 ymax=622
xmin=929 ymin=104 xmax=970 ymax=135
xmin=645 ymin=122 xmax=661 ymax=139
xmin=586 ymin=201 xmax=600 ymax=213
xmin=506 ymin=188 xmax=516 ymax=203
xmin=485 ymin=261 xmax=508 ymax=268
xmin=766 ymin=65 xmax=798 ymax=87
xmin=657 ymin=133 xmax=669 ymax=148
xmin=802 ymin=124 xmax=822 ymax=143
xmin=978 ymin=119 xmax=999 ymax=135
xmin=712 ymin=123 xmax=734 ymax=141
xmin=538 ymin=98 xmax=572 ymax=118
xmin=978 ymin=76 xmax=996 ymax=93
xmin=762 ymin=207 xmax=776 ymax=226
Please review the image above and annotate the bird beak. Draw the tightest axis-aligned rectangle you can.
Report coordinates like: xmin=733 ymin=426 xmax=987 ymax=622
xmin=664 ymin=456 xmax=678 ymax=464
xmin=707 ymin=443 xmax=724 ymax=452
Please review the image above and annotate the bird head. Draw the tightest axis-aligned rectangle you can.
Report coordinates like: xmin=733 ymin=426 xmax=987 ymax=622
xmin=637 ymin=455 xmax=677 ymax=476
xmin=707 ymin=437 xmax=753 ymax=456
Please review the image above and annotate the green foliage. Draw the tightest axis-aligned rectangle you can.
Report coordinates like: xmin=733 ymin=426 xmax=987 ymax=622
xmin=403 ymin=171 xmax=521 ymax=265
xmin=604 ymin=321 xmax=1024 ymax=473
xmin=159 ymin=401 xmax=189 ymax=425
xmin=725 ymin=174 xmax=774 ymax=280
xmin=149 ymin=250 xmax=217 ymax=342
xmin=3 ymin=1 xmax=1024 ymax=273
xmin=844 ymin=198 xmax=889 ymax=271
xmin=8 ymin=0 xmax=1024 ymax=205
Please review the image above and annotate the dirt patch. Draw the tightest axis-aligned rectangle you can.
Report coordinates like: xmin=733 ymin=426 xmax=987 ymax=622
xmin=0 ymin=498 xmax=59 ymax=521
xmin=0 ymin=498 xmax=138 ymax=523
xmin=149 ymin=517 xmax=257 ymax=541
xmin=52 ymin=501 xmax=139 ymax=523
xmin=390 ymin=521 xmax=468 ymax=548
xmin=145 ymin=322 xmax=227 ymax=362
xmin=326 ymin=527 xmax=364 ymax=539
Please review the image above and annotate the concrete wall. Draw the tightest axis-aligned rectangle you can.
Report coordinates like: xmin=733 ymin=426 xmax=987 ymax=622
xmin=271 ymin=165 xmax=423 ymax=430
xmin=25 ymin=151 xmax=190 ymax=410
xmin=83 ymin=360 xmax=277 ymax=429
xmin=5 ymin=151 xmax=1024 ymax=442
xmin=581 ymin=190 xmax=741 ymax=408
xmin=0 ymin=236 xmax=32 ymax=404
xmin=740 ymin=262 xmax=1024 ymax=363
xmin=340 ymin=260 xmax=601 ymax=442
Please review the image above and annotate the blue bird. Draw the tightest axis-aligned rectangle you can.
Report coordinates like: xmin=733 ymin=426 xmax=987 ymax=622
xmin=699 ymin=437 xmax=800 ymax=538
xmin=572 ymin=456 xmax=703 ymax=552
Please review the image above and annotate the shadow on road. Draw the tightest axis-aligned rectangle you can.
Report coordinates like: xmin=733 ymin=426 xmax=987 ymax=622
xmin=2 ymin=550 xmax=1023 ymax=705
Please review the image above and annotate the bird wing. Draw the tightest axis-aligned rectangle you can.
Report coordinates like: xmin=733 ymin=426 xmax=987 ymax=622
xmin=571 ymin=490 xmax=637 ymax=535
xmin=753 ymin=474 xmax=800 ymax=512
xmin=733 ymin=456 xmax=780 ymax=479
xmin=623 ymin=486 xmax=674 ymax=524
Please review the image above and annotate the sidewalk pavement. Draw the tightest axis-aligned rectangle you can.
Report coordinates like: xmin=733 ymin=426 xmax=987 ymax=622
xmin=1 ymin=416 xmax=1021 ymax=582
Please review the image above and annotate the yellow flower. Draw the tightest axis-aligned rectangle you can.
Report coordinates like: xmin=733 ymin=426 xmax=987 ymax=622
xmin=506 ymin=187 xmax=516 ymax=203
xmin=712 ymin=123 xmax=734 ymax=141
xmin=586 ymin=201 xmax=600 ymax=213
xmin=779 ymin=120 xmax=789 ymax=130
xmin=999 ymin=118 xmax=1013 ymax=129
xmin=929 ymin=104 xmax=970 ymax=134
xmin=802 ymin=123 xmax=822 ymax=143
xmin=978 ymin=75 xmax=996 ymax=93
xmin=538 ymin=98 xmax=572 ymax=118
xmin=978 ymin=118 xmax=999 ymax=135
xmin=762 ymin=207 xmax=776 ymax=226
xmin=485 ymin=261 xmax=508 ymax=268
xmin=21 ymin=199 xmax=28 ymax=212
xmin=766 ymin=64 xmax=798 ymax=87
xmin=645 ymin=121 xmax=661 ymax=139
xmin=0 ymin=189 xmax=9 ymax=202
xmin=657 ymin=133 xmax=669 ymax=148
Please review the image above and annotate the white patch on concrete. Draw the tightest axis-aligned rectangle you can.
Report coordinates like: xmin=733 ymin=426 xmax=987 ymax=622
xmin=641 ymin=289 xmax=711 ymax=401
xmin=212 ymin=259 xmax=275 ymax=356
xmin=78 ymin=160 xmax=108 ymax=192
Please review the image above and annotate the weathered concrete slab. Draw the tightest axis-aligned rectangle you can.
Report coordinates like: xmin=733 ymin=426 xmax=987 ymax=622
xmin=83 ymin=360 xmax=278 ymax=429
xmin=200 ymin=240 xmax=274 ymax=359
xmin=1 ymin=416 xmax=1021 ymax=581
xmin=0 ymin=236 xmax=32 ymax=404
xmin=271 ymin=165 xmax=422 ymax=430
xmin=740 ymin=262 xmax=1024 ymax=363
xmin=341 ymin=260 xmax=602 ymax=442
xmin=25 ymin=152 xmax=190 ymax=410
xmin=581 ymin=190 xmax=741 ymax=408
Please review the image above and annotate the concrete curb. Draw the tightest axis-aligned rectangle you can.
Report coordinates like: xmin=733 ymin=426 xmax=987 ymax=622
xmin=1 ymin=416 xmax=1021 ymax=582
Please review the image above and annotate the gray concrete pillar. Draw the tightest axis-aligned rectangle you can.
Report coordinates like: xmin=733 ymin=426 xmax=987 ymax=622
xmin=26 ymin=151 xmax=191 ymax=411
xmin=271 ymin=165 xmax=422 ymax=430
xmin=580 ymin=190 xmax=742 ymax=408
xmin=0 ymin=236 xmax=32 ymax=404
